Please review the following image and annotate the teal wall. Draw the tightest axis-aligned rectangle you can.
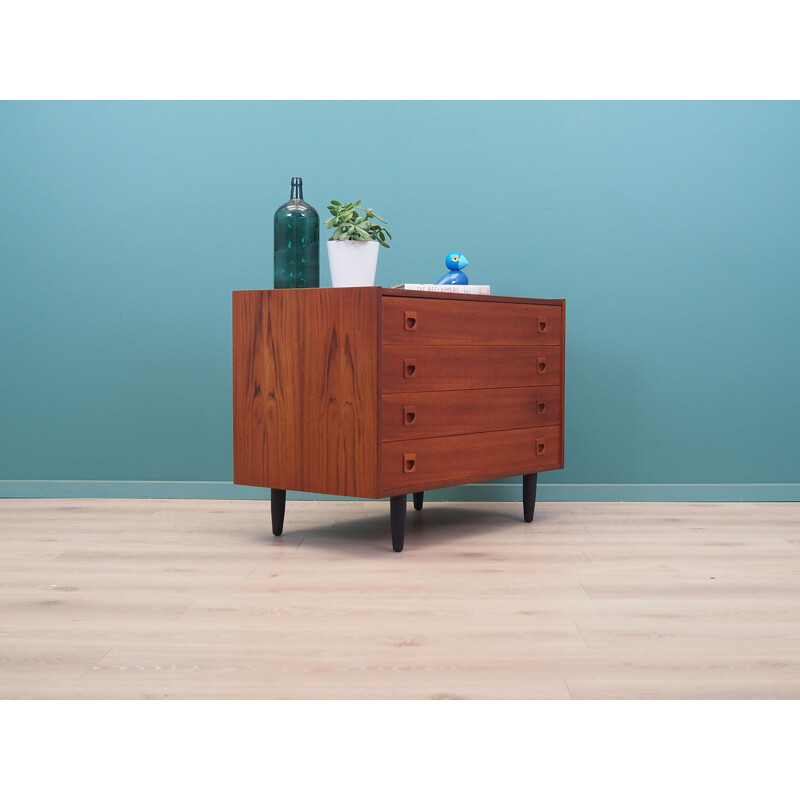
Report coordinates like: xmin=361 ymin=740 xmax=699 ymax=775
xmin=1 ymin=101 xmax=799 ymax=500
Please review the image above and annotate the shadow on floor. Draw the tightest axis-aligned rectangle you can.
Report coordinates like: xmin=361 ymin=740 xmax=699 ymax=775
xmin=254 ymin=503 xmax=549 ymax=554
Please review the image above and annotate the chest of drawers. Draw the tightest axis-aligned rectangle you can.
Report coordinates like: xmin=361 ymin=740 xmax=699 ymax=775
xmin=233 ymin=287 xmax=565 ymax=551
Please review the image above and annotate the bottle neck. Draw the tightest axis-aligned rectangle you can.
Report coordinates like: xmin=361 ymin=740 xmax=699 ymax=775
xmin=290 ymin=178 xmax=303 ymax=200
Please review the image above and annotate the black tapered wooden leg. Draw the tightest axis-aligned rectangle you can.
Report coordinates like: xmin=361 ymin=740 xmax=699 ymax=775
xmin=390 ymin=494 xmax=407 ymax=552
xmin=271 ymin=489 xmax=286 ymax=536
xmin=523 ymin=473 xmax=538 ymax=523
xmin=413 ymin=491 xmax=424 ymax=511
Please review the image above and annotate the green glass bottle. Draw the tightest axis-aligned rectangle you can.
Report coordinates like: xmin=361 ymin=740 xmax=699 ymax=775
xmin=273 ymin=177 xmax=319 ymax=288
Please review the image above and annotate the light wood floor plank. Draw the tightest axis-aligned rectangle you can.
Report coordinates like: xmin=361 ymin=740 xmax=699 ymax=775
xmin=1 ymin=499 xmax=799 ymax=699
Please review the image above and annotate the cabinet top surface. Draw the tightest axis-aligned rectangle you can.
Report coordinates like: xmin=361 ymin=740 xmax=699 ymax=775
xmin=233 ymin=287 xmax=564 ymax=306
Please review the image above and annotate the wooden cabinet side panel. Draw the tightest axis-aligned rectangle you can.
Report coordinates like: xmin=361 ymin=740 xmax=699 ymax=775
xmin=296 ymin=288 xmax=380 ymax=497
xmin=233 ymin=288 xmax=380 ymax=497
xmin=233 ymin=291 xmax=273 ymax=488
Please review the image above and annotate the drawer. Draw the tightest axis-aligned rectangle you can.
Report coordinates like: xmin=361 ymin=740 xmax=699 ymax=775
xmin=382 ymin=296 xmax=563 ymax=346
xmin=381 ymin=425 xmax=562 ymax=494
xmin=382 ymin=386 xmax=562 ymax=441
xmin=381 ymin=345 xmax=562 ymax=393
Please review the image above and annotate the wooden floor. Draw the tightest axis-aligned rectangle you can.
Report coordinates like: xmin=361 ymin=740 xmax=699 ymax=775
xmin=1 ymin=498 xmax=799 ymax=699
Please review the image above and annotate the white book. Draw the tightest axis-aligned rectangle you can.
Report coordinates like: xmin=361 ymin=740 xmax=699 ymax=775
xmin=390 ymin=283 xmax=491 ymax=295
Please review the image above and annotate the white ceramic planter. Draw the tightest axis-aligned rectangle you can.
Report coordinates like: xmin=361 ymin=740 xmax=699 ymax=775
xmin=327 ymin=240 xmax=380 ymax=287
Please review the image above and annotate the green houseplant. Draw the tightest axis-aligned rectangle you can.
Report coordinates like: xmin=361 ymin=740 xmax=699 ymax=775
xmin=325 ymin=200 xmax=391 ymax=287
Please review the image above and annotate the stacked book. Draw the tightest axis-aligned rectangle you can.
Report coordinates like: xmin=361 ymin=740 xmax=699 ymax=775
xmin=391 ymin=283 xmax=491 ymax=295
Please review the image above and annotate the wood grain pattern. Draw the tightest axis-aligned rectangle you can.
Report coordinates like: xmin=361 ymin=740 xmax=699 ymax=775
xmin=3 ymin=499 xmax=799 ymax=699
xmin=382 ymin=296 xmax=563 ymax=346
xmin=382 ymin=386 xmax=562 ymax=441
xmin=233 ymin=288 xmax=380 ymax=497
xmin=381 ymin=345 xmax=562 ymax=393
xmin=234 ymin=288 xmax=565 ymax=514
xmin=381 ymin=425 xmax=562 ymax=495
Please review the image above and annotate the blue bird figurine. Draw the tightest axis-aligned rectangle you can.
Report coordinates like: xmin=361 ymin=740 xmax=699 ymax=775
xmin=435 ymin=251 xmax=470 ymax=285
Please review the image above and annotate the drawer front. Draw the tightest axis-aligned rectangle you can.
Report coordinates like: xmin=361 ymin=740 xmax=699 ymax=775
xmin=381 ymin=425 xmax=562 ymax=494
xmin=382 ymin=296 xmax=563 ymax=346
xmin=382 ymin=386 xmax=562 ymax=441
xmin=382 ymin=345 xmax=561 ymax=393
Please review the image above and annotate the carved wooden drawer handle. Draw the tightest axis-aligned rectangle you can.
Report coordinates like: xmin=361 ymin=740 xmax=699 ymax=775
xmin=404 ymin=359 xmax=417 ymax=378
xmin=404 ymin=311 xmax=418 ymax=331
xmin=403 ymin=405 xmax=417 ymax=426
xmin=536 ymin=398 xmax=546 ymax=415
xmin=404 ymin=454 xmax=417 ymax=473
xmin=536 ymin=438 xmax=546 ymax=455
xmin=538 ymin=316 xmax=548 ymax=333
xmin=537 ymin=357 xmax=547 ymax=374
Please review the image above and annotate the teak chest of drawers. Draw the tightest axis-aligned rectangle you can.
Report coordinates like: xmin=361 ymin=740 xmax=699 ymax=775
xmin=232 ymin=287 xmax=565 ymax=551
